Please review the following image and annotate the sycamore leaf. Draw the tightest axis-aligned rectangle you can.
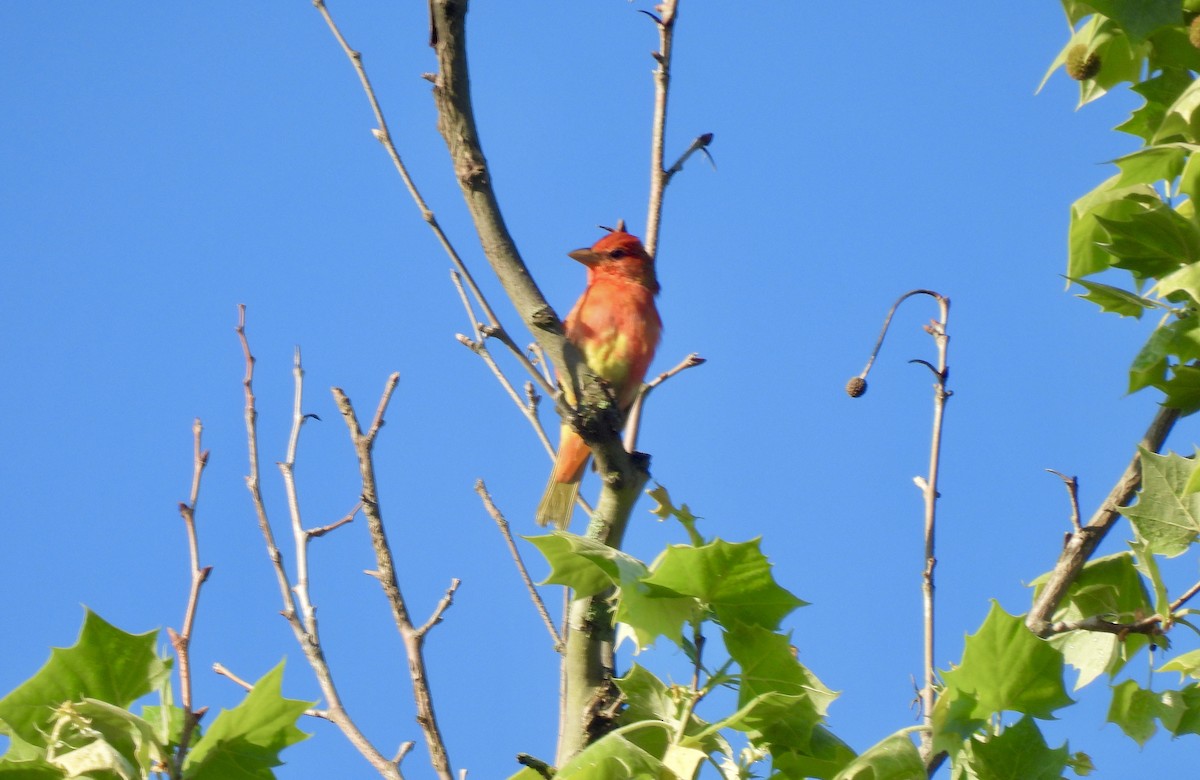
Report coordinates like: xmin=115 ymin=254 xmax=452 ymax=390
xmin=1158 ymin=648 xmax=1200 ymax=680
xmin=1106 ymin=679 xmax=1160 ymax=745
xmin=1109 ymin=143 xmax=1193 ymax=187
xmin=930 ymin=687 xmax=985 ymax=759
xmin=642 ymin=539 xmax=806 ymax=631
xmin=1129 ymin=537 xmax=1172 ymax=627
xmin=1069 ymin=277 xmax=1158 ymax=318
xmin=1116 ymin=69 xmax=1195 ymax=142
xmin=1158 ymin=363 xmax=1200 ymax=413
xmin=0 ymin=609 xmax=169 ymax=749
xmin=967 ymin=716 xmax=1070 ymax=780
xmin=769 ymin=727 xmax=857 ymax=780
xmin=1119 ymin=448 xmax=1200 ymax=556
xmin=1149 ymin=28 xmax=1200 ymax=75
xmin=1030 ymin=552 xmax=1152 ymax=687
xmin=1068 ymin=178 xmax=1160 ymax=278
xmin=555 ymin=731 xmax=671 ymax=780
xmin=527 ymin=533 xmax=647 ymax=598
xmin=724 ymin=623 xmax=836 ymax=754
xmin=1098 ymin=204 xmax=1200 ymax=276
xmin=1129 ymin=326 xmax=1172 ymax=393
xmin=1155 ymin=76 xmax=1200 ymax=144
xmin=1158 ymin=684 xmax=1200 ymax=736
xmin=829 ymin=732 xmax=922 ymax=780
xmin=182 ymin=662 xmax=311 ymax=780
xmin=1085 ymin=0 xmax=1180 ymax=42
xmin=941 ymin=602 xmax=1073 ymax=719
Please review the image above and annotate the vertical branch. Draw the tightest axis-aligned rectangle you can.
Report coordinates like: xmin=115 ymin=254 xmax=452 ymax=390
xmin=334 ymin=377 xmax=455 ymax=780
xmin=644 ymin=0 xmax=679 ymax=259
xmin=916 ymin=297 xmax=950 ymax=763
xmin=280 ymin=347 xmax=319 ymax=634
xmin=845 ymin=289 xmax=950 ymax=764
xmin=168 ymin=419 xmax=212 ymax=778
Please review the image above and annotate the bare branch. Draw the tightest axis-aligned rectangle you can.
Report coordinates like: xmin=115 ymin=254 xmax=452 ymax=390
xmin=170 ymin=418 xmax=213 ymax=776
xmin=1027 ymin=405 xmax=1181 ymax=637
xmin=475 ymin=480 xmax=563 ymax=651
xmin=334 ymin=379 xmax=454 ymax=780
xmin=237 ymin=306 xmax=405 ymax=780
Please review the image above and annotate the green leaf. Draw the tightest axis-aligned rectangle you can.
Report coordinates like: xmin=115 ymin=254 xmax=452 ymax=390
xmin=182 ymin=662 xmax=311 ymax=780
xmin=527 ymin=533 xmax=647 ymax=599
xmin=1157 ymin=363 xmax=1200 ymax=412
xmin=1150 ymin=27 xmax=1200 ymax=74
xmin=1069 ymin=277 xmax=1157 ymax=318
xmin=941 ymin=602 xmax=1073 ymax=719
xmin=1118 ymin=448 xmax=1200 ymax=555
xmin=930 ymin=687 xmax=986 ymax=759
xmin=1158 ymin=684 xmax=1200 ymax=736
xmin=967 ymin=716 xmax=1070 ymax=780
xmin=555 ymin=731 xmax=671 ymax=780
xmin=1106 ymin=679 xmax=1160 ymax=745
xmin=1098 ymin=202 xmax=1200 ymax=276
xmin=1128 ymin=326 xmax=1172 ymax=393
xmin=0 ymin=609 xmax=169 ymax=749
xmin=1086 ymin=0 xmax=1180 ymax=42
xmin=1129 ymin=537 xmax=1172 ymax=625
xmin=1158 ymin=648 xmax=1200 ymax=679
xmin=615 ymin=583 xmax=697 ymax=649
xmin=724 ymin=623 xmax=836 ymax=753
xmin=769 ymin=727 xmax=857 ymax=780
xmin=1068 ymin=178 xmax=1159 ymax=278
xmin=829 ymin=731 xmax=922 ymax=780
xmin=641 ymin=539 xmax=806 ymax=631
xmin=1155 ymin=77 xmax=1200 ymax=143
xmin=1110 ymin=143 xmax=1191 ymax=187
xmin=1116 ymin=69 xmax=1195 ymax=141
xmin=1030 ymin=552 xmax=1152 ymax=687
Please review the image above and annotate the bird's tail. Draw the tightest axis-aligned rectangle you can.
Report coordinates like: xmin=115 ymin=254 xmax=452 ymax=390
xmin=535 ymin=476 xmax=581 ymax=529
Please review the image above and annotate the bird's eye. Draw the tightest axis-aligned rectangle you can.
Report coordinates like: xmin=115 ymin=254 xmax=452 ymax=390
xmin=609 ymin=249 xmax=627 ymax=259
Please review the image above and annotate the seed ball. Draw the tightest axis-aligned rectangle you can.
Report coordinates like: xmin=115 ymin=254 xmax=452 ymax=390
xmin=846 ymin=376 xmax=867 ymax=398
xmin=1065 ymin=44 xmax=1101 ymax=81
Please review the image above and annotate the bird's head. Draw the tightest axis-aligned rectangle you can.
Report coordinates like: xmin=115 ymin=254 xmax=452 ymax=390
xmin=568 ymin=230 xmax=659 ymax=292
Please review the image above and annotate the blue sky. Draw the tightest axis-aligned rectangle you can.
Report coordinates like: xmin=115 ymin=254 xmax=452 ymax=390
xmin=1 ymin=2 xmax=1194 ymax=777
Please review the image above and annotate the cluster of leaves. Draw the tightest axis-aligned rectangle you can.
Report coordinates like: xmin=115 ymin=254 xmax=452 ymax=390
xmin=0 ymin=610 xmax=310 ymax=780
xmin=513 ymin=487 xmax=874 ymax=780
xmin=1047 ymin=0 xmax=1200 ymax=410
xmin=520 ymin=454 xmax=1200 ymax=779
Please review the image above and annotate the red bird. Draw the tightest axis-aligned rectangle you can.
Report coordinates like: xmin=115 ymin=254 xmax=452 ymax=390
xmin=535 ymin=229 xmax=662 ymax=529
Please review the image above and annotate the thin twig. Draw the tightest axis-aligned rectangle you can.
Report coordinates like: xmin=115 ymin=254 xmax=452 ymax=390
xmin=169 ymin=418 xmax=213 ymax=778
xmin=457 ymin=333 xmax=556 ymax=458
xmin=1045 ymin=469 xmax=1082 ymax=533
xmin=416 ymin=579 xmax=463 ymax=638
xmin=313 ymin=0 xmax=555 ymax=399
xmin=213 ymin=663 xmax=330 ymax=720
xmin=624 ymin=352 xmax=706 ymax=451
xmin=334 ymin=378 xmax=454 ymax=780
xmin=475 ymin=480 xmax=563 ymax=651
xmin=309 ymin=502 xmax=362 ymax=539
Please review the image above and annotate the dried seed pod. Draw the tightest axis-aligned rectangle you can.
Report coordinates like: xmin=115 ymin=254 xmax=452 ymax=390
xmin=846 ymin=376 xmax=868 ymax=398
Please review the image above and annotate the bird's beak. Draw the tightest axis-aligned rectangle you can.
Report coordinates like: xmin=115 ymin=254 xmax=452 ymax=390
xmin=568 ymin=248 xmax=599 ymax=267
